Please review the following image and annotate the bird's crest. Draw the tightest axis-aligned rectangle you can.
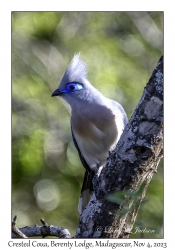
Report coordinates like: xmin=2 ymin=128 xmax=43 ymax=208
xmin=61 ymin=54 xmax=88 ymax=86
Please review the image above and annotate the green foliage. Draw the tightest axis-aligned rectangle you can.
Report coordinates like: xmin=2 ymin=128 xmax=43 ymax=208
xmin=12 ymin=11 xmax=163 ymax=238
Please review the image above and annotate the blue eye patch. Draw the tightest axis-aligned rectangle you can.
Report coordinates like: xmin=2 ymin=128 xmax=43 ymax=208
xmin=61 ymin=82 xmax=83 ymax=93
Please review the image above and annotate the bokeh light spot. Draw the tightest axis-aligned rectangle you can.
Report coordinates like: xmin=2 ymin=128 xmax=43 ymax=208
xmin=34 ymin=179 xmax=60 ymax=211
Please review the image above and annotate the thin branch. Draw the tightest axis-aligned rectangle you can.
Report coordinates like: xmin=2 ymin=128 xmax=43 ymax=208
xmin=12 ymin=216 xmax=71 ymax=238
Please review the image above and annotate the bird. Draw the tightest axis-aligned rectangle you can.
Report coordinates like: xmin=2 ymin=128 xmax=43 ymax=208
xmin=51 ymin=54 xmax=128 ymax=213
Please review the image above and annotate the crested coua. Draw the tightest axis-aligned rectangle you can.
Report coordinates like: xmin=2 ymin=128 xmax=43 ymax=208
xmin=51 ymin=54 xmax=128 ymax=213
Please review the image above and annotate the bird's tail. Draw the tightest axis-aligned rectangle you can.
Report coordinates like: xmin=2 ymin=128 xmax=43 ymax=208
xmin=78 ymin=170 xmax=94 ymax=214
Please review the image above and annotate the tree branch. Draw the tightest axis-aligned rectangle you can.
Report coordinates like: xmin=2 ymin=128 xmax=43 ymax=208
xmin=75 ymin=56 xmax=163 ymax=238
xmin=12 ymin=217 xmax=71 ymax=238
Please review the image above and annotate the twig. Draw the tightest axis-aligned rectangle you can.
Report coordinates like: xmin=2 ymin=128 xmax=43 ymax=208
xmin=12 ymin=215 xmax=28 ymax=238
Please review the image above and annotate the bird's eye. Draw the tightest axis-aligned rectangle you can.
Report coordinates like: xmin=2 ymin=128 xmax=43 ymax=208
xmin=69 ymin=84 xmax=75 ymax=90
xmin=66 ymin=82 xmax=83 ymax=92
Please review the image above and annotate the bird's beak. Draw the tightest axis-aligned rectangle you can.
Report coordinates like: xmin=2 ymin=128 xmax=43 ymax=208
xmin=51 ymin=88 xmax=62 ymax=97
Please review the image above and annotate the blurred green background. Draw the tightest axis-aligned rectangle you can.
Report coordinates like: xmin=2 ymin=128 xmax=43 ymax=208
xmin=12 ymin=11 xmax=163 ymax=238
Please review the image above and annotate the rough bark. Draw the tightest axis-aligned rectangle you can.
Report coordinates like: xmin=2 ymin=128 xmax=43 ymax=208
xmin=75 ymin=56 xmax=163 ymax=238
xmin=12 ymin=56 xmax=163 ymax=239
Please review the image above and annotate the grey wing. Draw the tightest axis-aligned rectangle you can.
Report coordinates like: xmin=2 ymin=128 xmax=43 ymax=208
xmin=71 ymin=125 xmax=92 ymax=173
xmin=111 ymin=100 xmax=128 ymax=126
xmin=71 ymin=126 xmax=94 ymax=213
